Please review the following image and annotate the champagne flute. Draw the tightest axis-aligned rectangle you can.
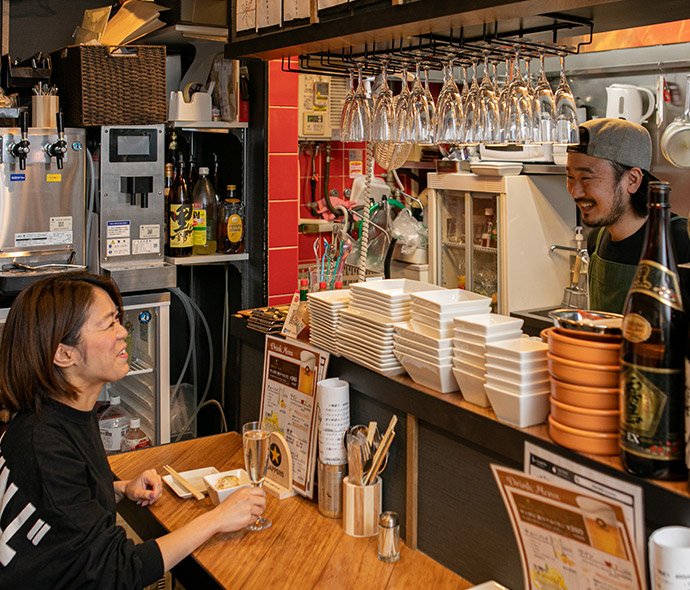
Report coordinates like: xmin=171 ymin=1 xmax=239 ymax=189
xmin=393 ymin=66 xmax=410 ymax=143
xmin=242 ymin=421 xmax=272 ymax=531
xmin=372 ymin=63 xmax=395 ymax=143
xmin=554 ymin=54 xmax=579 ymax=145
xmin=423 ymin=65 xmax=436 ymax=142
xmin=505 ymin=50 xmax=533 ymax=144
xmin=344 ymin=65 xmax=371 ymax=142
xmin=463 ymin=58 xmax=481 ymax=144
xmin=477 ymin=55 xmax=501 ymax=143
xmin=435 ymin=59 xmax=464 ymax=143
xmin=404 ymin=61 xmax=433 ymax=144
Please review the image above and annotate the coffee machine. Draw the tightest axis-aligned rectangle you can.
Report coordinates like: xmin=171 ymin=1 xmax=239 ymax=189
xmin=94 ymin=124 xmax=175 ymax=292
xmin=0 ymin=112 xmax=87 ymax=294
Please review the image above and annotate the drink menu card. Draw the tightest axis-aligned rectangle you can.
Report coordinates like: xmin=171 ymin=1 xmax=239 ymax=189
xmin=260 ymin=336 xmax=329 ymax=499
xmin=492 ymin=464 xmax=644 ymax=590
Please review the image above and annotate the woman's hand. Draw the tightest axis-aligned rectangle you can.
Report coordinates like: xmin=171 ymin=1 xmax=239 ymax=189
xmin=212 ymin=487 xmax=267 ymax=533
xmin=117 ymin=469 xmax=163 ymax=506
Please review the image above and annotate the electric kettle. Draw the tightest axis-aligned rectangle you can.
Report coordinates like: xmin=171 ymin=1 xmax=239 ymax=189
xmin=605 ymin=83 xmax=655 ymax=124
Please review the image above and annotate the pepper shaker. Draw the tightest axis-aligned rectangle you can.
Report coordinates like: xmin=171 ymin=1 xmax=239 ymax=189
xmin=378 ymin=511 xmax=400 ymax=562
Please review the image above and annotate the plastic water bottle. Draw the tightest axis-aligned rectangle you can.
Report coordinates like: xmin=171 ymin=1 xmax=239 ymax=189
xmin=121 ymin=417 xmax=152 ymax=451
xmin=99 ymin=396 xmax=130 ymax=455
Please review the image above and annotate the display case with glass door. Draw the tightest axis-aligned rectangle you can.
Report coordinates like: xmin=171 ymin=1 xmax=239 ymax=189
xmin=428 ymin=172 xmax=577 ymax=315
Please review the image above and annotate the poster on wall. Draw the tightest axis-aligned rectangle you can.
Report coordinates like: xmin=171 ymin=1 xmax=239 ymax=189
xmin=259 ymin=336 xmax=329 ymax=499
xmin=492 ymin=465 xmax=644 ymax=590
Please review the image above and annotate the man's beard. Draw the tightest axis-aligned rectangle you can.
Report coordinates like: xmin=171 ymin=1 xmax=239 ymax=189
xmin=580 ymin=182 xmax=627 ymax=228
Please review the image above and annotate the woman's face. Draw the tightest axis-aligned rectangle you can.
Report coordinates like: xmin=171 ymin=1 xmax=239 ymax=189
xmin=66 ymin=287 xmax=129 ymax=396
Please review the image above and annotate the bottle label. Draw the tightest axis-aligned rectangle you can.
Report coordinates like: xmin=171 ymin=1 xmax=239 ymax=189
xmin=620 ymin=361 xmax=684 ymax=461
xmin=227 ymin=214 xmax=243 ymax=243
xmin=628 ymin=260 xmax=683 ymax=311
xmin=100 ymin=422 xmax=129 ymax=452
xmin=622 ymin=313 xmax=652 ymax=343
xmin=169 ymin=204 xmax=193 ymax=247
xmin=192 ymin=209 xmax=207 ymax=246
xmin=122 ymin=434 xmax=152 ymax=452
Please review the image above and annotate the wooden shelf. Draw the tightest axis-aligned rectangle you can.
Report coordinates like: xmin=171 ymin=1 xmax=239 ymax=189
xmin=225 ymin=0 xmax=690 ymax=61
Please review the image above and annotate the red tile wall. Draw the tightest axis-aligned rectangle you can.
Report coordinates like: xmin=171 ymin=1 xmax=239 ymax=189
xmin=267 ymin=60 xmax=300 ymax=304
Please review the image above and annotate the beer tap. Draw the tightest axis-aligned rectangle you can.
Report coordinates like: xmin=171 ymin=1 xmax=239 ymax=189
xmin=45 ymin=111 xmax=67 ymax=169
xmin=9 ymin=111 xmax=30 ymax=170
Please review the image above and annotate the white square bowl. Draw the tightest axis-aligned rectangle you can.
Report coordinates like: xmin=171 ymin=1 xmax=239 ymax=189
xmin=395 ymin=341 xmax=453 ymax=366
xmin=484 ymin=385 xmax=551 ymax=428
xmin=483 ymin=363 xmax=550 ymax=386
xmin=409 ymin=288 xmax=492 ymax=313
xmin=452 ymin=357 xmax=486 ymax=379
xmin=411 ymin=300 xmax=491 ymax=322
xmin=454 ymin=328 xmax=523 ymax=345
xmin=393 ymin=321 xmax=454 ymax=349
xmin=410 ymin=317 xmax=454 ymax=340
xmin=453 ymin=336 xmax=487 ymax=357
xmin=452 ymin=347 xmax=486 ymax=369
xmin=203 ymin=469 xmax=251 ymax=506
xmin=453 ymin=313 xmax=524 ymax=336
xmin=485 ymin=373 xmax=551 ymax=396
xmin=395 ymin=351 xmax=458 ymax=393
xmin=350 ymin=279 xmax=445 ymax=303
xmin=394 ymin=335 xmax=453 ymax=360
xmin=452 ymin=367 xmax=490 ymax=407
xmin=485 ymin=337 xmax=549 ymax=362
xmin=484 ymin=354 xmax=548 ymax=374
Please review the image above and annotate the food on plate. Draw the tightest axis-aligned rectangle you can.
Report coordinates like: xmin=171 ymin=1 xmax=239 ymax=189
xmin=215 ymin=475 xmax=240 ymax=490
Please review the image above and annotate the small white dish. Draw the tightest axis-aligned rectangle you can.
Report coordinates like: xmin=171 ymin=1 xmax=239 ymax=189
xmin=410 ymin=317 xmax=454 ymax=340
xmin=203 ymin=469 xmax=251 ymax=506
xmin=340 ymin=307 xmax=398 ymax=331
xmin=340 ymin=350 xmax=406 ymax=376
xmin=451 ymin=368 xmax=490 ymax=407
xmin=395 ymin=351 xmax=458 ymax=393
xmin=394 ymin=333 xmax=453 ymax=357
xmin=484 ymin=363 xmax=549 ymax=386
xmin=411 ymin=300 xmax=490 ymax=322
xmin=338 ymin=341 xmax=398 ymax=364
xmin=337 ymin=323 xmax=395 ymax=343
xmin=350 ymin=299 xmax=411 ymax=321
xmin=307 ymin=290 xmax=351 ymax=304
xmin=410 ymin=288 xmax=492 ymax=313
xmin=485 ymin=373 xmax=550 ymax=396
xmin=454 ymin=328 xmax=523 ymax=345
xmin=453 ymin=313 xmax=524 ymax=336
xmin=163 ymin=467 xmax=219 ymax=499
xmin=486 ymin=337 xmax=549 ymax=362
xmin=484 ymin=385 xmax=550 ymax=428
xmin=350 ymin=279 xmax=444 ymax=302
xmin=470 ymin=162 xmax=523 ymax=176
xmin=351 ymin=291 xmax=412 ymax=310
xmin=410 ymin=310 xmax=456 ymax=330
xmin=395 ymin=341 xmax=453 ymax=366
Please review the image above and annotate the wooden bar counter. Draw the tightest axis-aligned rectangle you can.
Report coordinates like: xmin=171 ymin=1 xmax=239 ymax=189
xmin=109 ymin=432 xmax=473 ymax=590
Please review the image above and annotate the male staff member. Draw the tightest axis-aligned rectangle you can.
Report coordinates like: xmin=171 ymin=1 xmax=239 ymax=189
xmin=566 ymin=118 xmax=690 ymax=313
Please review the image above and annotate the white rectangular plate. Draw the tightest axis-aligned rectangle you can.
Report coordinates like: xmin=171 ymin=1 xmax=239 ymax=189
xmin=163 ymin=466 xmax=219 ymax=499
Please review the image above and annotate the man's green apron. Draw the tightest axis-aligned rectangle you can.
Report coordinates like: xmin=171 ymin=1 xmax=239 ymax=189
xmin=588 ymin=227 xmax=638 ymax=314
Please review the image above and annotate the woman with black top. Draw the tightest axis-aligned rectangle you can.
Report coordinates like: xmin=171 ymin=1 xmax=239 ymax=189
xmin=0 ymin=272 xmax=266 ymax=589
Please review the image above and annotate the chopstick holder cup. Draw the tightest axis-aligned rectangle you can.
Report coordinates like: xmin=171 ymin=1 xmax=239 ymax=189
xmin=342 ymin=475 xmax=382 ymax=538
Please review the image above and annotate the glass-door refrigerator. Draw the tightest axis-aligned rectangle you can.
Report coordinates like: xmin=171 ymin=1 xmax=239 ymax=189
xmin=428 ymin=172 xmax=577 ymax=314
xmin=104 ymin=291 xmax=171 ymax=446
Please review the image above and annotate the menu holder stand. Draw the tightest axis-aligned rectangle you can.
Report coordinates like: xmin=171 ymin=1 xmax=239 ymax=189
xmin=264 ymin=431 xmax=296 ymax=499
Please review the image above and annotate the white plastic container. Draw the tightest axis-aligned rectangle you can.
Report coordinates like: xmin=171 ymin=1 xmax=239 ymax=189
xmin=99 ymin=396 xmax=130 ymax=455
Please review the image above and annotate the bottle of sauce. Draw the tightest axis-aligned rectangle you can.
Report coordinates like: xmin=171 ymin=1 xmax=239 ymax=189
xmin=192 ymin=167 xmax=218 ymax=255
xmin=218 ymin=184 xmax=245 ymax=254
xmin=620 ymin=181 xmax=687 ymax=480
xmin=167 ymin=156 xmax=193 ymax=257
xmin=122 ymin=417 xmax=152 ymax=452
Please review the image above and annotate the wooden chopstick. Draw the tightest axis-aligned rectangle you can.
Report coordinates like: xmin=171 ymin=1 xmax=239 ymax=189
xmin=364 ymin=414 xmax=397 ymax=486
xmin=163 ymin=465 xmax=205 ymax=500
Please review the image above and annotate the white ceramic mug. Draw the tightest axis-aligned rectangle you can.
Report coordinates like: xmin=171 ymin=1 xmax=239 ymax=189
xmin=649 ymin=526 xmax=690 ymax=590
xmin=605 ymin=83 xmax=655 ymax=125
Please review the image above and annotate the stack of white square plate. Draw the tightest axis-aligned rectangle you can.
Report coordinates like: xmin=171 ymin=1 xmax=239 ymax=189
xmin=409 ymin=289 xmax=492 ymax=340
xmin=451 ymin=313 xmax=523 ymax=407
xmin=393 ymin=321 xmax=457 ymax=393
xmin=307 ymin=289 xmax=351 ymax=355
xmin=484 ymin=337 xmax=551 ymax=428
xmin=337 ymin=279 xmax=445 ymax=376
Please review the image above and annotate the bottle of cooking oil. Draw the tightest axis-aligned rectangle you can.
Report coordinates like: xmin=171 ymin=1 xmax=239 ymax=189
xmin=192 ymin=167 xmax=218 ymax=255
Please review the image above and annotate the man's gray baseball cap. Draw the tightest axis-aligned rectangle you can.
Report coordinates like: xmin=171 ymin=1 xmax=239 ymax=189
xmin=567 ymin=118 xmax=652 ymax=171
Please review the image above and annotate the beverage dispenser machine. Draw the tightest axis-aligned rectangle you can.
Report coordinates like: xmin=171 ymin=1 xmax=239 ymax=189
xmin=0 ymin=112 xmax=87 ymax=294
xmin=95 ymin=124 xmax=176 ymax=292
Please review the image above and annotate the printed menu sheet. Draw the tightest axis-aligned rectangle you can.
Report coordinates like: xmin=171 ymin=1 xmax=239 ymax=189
xmin=260 ymin=336 xmax=329 ymax=499
xmin=524 ymin=442 xmax=646 ymax=577
xmin=492 ymin=465 xmax=644 ymax=590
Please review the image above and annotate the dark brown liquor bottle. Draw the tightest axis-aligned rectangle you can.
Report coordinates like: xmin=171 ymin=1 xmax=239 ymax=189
xmin=620 ymin=181 xmax=687 ymax=480
xmin=166 ymin=156 xmax=193 ymax=257
xmin=218 ymin=184 xmax=245 ymax=254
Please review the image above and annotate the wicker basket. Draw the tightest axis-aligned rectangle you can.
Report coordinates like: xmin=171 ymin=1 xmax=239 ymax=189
xmin=50 ymin=45 xmax=167 ymax=127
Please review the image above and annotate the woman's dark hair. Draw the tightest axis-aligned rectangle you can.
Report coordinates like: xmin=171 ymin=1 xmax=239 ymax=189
xmin=0 ymin=272 xmax=123 ymax=413
xmin=609 ymin=161 xmax=654 ymax=218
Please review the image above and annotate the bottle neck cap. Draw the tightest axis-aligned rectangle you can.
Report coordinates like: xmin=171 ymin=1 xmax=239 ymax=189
xmin=130 ymin=418 xmax=140 ymax=429
xmin=110 ymin=396 xmax=120 ymax=405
